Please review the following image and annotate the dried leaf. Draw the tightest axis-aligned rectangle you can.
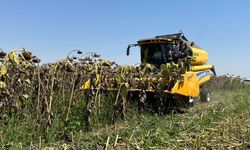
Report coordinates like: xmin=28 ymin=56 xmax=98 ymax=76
xmin=9 ymin=51 xmax=19 ymax=64
xmin=0 ymin=62 xmax=7 ymax=77
xmin=0 ymin=81 xmax=6 ymax=89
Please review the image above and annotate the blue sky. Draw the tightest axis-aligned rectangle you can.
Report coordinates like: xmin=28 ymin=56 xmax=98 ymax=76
xmin=0 ymin=0 xmax=249 ymax=78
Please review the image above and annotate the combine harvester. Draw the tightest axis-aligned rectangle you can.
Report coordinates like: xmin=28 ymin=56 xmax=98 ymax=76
xmin=126 ymin=32 xmax=216 ymax=104
xmin=83 ymin=32 xmax=216 ymax=127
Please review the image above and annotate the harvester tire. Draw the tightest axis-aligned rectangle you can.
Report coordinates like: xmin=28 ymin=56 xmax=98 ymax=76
xmin=200 ymin=88 xmax=211 ymax=102
xmin=188 ymin=97 xmax=194 ymax=107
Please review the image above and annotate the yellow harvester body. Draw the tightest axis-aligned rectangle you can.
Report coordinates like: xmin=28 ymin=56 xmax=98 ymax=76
xmin=135 ymin=33 xmax=215 ymax=98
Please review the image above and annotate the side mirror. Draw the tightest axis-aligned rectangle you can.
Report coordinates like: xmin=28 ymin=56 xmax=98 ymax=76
xmin=126 ymin=45 xmax=130 ymax=56
xmin=126 ymin=44 xmax=138 ymax=56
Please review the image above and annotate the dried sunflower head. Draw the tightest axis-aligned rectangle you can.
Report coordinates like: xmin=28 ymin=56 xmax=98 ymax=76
xmin=31 ymin=56 xmax=41 ymax=63
xmin=64 ymin=61 xmax=75 ymax=72
xmin=93 ymin=53 xmax=100 ymax=58
xmin=100 ymin=60 xmax=112 ymax=67
xmin=0 ymin=49 xmax=7 ymax=58
xmin=21 ymin=51 xmax=32 ymax=60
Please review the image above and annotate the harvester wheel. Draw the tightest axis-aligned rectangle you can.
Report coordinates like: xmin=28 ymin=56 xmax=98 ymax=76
xmin=187 ymin=97 xmax=194 ymax=107
xmin=200 ymin=87 xmax=211 ymax=102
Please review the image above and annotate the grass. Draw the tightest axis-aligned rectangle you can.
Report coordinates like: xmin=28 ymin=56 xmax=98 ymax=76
xmin=0 ymin=84 xmax=250 ymax=149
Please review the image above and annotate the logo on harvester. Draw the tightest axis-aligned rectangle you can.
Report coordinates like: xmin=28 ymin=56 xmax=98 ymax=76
xmin=193 ymin=52 xmax=199 ymax=56
xmin=197 ymin=71 xmax=210 ymax=79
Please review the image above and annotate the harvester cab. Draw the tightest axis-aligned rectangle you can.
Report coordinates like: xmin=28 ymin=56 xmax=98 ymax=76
xmin=128 ymin=33 xmax=194 ymax=67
